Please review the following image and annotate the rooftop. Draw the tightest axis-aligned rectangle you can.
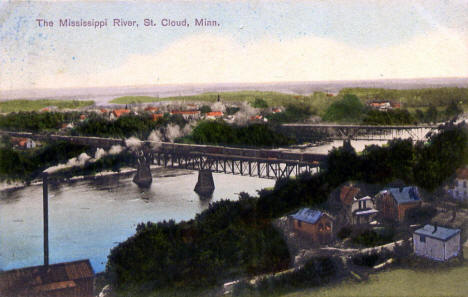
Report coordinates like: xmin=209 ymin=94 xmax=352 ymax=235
xmin=385 ymin=186 xmax=420 ymax=204
xmin=290 ymin=208 xmax=327 ymax=224
xmin=0 ymin=259 xmax=94 ymax=296
xmin=414 ymin=224 xmax=460 ymax=241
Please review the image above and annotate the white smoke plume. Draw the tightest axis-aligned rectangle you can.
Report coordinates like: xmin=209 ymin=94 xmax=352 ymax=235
xmin=211 ymin=101 xmax=226 ymax=113
xmin=94 ymin=148 xmax=107 ymax=160
xmin=148 ymin=129 xmax=163 ymax=149
xmin=108 ymin=145 xmax=124 ymax=155
xmin=125 ymin=136 xmax=142 ymax=151
xmin=165 ymin=124 xmax=183 ymax=142
xmin=233 ymin=101 xmax=259 ymax=126
xmin=44 ymin=152 xmax=92 ymax=174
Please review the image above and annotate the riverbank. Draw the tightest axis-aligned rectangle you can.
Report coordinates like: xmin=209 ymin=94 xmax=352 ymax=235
xmin=0 ymin=165 xmax=193 ymax=193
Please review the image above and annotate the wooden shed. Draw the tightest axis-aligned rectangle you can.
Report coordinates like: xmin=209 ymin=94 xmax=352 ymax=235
xmin=0 ymin=259 xmax=94 ymax=297
xmin=413 ymin=224 xmax=461 ymax=261
xmin=376 ymin=186 xmax=421 ymax=222
xmin=289 ymin=208 xmax=333 ymax=244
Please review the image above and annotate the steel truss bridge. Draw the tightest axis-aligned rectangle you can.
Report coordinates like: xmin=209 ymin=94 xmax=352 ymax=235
xmin=279 ymin=123 xmax=439 ymax=142
xmin=0 ymin=131 xmax=325 ymax=180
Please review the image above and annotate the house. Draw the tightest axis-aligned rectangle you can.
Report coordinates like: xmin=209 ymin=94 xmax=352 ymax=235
xmin=11 ymin=137 xmax=36 ymax=149
xmin=351 ymin=196 xmax=378 ymax=224
xmin=170 ymin=110 xmax=201 ymax=120
xmin=144 ymin=106 xmax=159 ymax=113
xmin=289 ymin=208 xmax=333 ymax=244
xmin=272 ymin=107 xmax=282 ymax=113
xmin=413 ymin=224 xmax=461 ymax=261
xmin=0 ymin=259 xmax=95 ymax=297
xmin=375 ymin=186 xmax=421 ymax=222
xmin=111 ymin=109 xmax=130 ymax=119
xmin=250 ymin=115 xmax=268 ymax=122
xmin=448 ymin=168 xmax=468 ymax=200
xmin=205 ymin=111 xmax=224 ymax=120
xmin=152 ymin=113 xmax=164 ymax=121
xmin=367 ymin=100 xmax=392 ymax=111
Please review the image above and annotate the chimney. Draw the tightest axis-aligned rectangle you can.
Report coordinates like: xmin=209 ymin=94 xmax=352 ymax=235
xmin=42 ymin=173 xmax=49 ymax=266
xmin=432 ymin=223 xmax=438 ymax=234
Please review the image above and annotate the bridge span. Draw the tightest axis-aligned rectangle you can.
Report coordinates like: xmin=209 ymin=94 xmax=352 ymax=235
xmin=1 ymin=131 xmax=326 ymax=196
xmin=279 ymin=123 xmax=439 ymax=142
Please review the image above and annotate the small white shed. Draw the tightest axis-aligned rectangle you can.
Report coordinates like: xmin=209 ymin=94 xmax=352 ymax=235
xmin=413 ymin=224 xmax=461 ymax=261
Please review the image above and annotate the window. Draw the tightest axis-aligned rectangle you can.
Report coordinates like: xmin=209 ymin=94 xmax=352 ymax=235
xmin=420 ymin=235 xmax=426 ymax=242
xmin=297 ymin=220 xmax=302 ymax=228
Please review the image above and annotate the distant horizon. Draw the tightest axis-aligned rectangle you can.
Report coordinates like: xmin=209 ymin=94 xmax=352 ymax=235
xmin=1 ymin=77 xmax=467 ymax=103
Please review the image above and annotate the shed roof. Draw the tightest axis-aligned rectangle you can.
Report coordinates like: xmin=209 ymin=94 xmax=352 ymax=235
xmin=414 ymin=224 xmax=460 ymax=241
xmin=290 ymin=208 xmax=327 ymax=224
xmin=0 ymin=259 xmax=94 ymax=296
xmin=385 ymin=186 xmax=420 ymax=204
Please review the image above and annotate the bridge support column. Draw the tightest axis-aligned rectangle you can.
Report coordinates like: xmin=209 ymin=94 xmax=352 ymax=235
xmin=194 ymin=170 xmax=215 ymax=197
xmin=133 ymin=162 xmax=152 ymax=188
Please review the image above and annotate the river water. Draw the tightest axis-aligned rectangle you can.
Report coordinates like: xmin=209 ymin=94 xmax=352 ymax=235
xmin=0 ymin=169 xmax=275 ymax=272
xmin=0 ymin=131 xmax=432 ymax=273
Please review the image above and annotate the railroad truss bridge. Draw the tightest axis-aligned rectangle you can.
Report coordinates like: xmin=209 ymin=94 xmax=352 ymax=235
xmin=0 ymin=131 xmax=326 ymax=197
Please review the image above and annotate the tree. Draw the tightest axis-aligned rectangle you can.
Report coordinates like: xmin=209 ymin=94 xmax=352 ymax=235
xmin=323 ymin=94 xmax=365 ymax=122
xmin=251 ymin=98 xmax=268 ymax=108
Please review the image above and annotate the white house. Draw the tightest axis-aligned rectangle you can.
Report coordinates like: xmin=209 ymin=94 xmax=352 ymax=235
xmin=413 ymin=224 xmax=461 ymax=261
xmin=351 ymin=196 xmax=378 ymax=224
xmin=448 ymin=168 xmax=468 ymax=200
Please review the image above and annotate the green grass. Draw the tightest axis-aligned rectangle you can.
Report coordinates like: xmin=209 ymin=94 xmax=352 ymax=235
xmin=0 ymin=99 xmax=94 ymax=112
xmin=282 ymin=248 xmax=468 ymax=297
xmin=110 ymin=91 xmax=334 ymax=113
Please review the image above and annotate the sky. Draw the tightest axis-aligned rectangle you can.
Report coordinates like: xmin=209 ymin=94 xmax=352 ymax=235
xmin=0 ymin=0 xmax=467 ymax=91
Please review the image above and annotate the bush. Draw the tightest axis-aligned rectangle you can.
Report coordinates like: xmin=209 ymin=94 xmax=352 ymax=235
xmin=351 ymin=228 xmax=394 ymax=247
xmin=251 ymin=98 xmax=268 ymax=108
xmin=405 ymin=206 xmax=437 ymax=224
xmin=323 ymin=94 xmax=365 ymax=122
xmin=191 ymin=122 xmax=294 ymax=147
xmin=337 ymin=226 xmax=352 ymax=239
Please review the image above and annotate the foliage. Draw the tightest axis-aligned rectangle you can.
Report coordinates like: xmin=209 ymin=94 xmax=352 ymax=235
xmin=199 ymin=105 xmax=212 ymax=114
xmin=0 ymin=99 xmax=94 ymax=112
xmin=72 ymin=113 xmax=187 ymax=139
xmin=233 ymin=257 xmax=339 ymax=296
xmin=266 ymin=103 xmax=315 ymax=124
xmin=106 ymin=197 xmax=290 ymax=292
xmin=251 ymin=98 xmax=269 ymax=108
xmin=351 ymin=229 xmax=394 ymax=247
xmin=339 ymin=87 xmax=468 ymax=108
xmin=405 ymin=206 xmax=437 ymax=225
xmin=362 ymin=109 xmax=416 ymax=125
xmin=226 ymin=106 xmax=240 ymax=115
xmin=0 ymin=111 xmax=82 ymax=132
xmin=322 ymin=94 xmax=365 ymax=122
xmin=190 ymin=121 xmax=294 ymax=147
xmin=0 ymin=141 xmax=88 ymax=182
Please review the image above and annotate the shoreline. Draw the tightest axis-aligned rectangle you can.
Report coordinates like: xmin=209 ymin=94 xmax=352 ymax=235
xmin=0 ymin=165 xmax=194 ymax=193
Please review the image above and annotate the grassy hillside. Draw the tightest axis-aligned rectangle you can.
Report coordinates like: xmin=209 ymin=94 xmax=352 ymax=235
xmin=339 ymin=87 xmax=468 ymax=108
xmin=282 ymin=248 xmax=468 ymax=297
xmin=110 ymin=91 xmax=333 ymax=113
xmin=0 ymin=99 xmax=94 ymax=112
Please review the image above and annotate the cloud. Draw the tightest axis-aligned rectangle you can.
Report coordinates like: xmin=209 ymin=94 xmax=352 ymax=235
xmin=3 ymin=29 xmax=468 ymax=90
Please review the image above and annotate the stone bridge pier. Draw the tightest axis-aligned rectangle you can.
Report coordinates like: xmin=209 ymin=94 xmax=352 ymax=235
xmin=194 ymin=170 xmax=215 ymax=197
xmin=132 ymin=145 xmax=153 ymax=188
